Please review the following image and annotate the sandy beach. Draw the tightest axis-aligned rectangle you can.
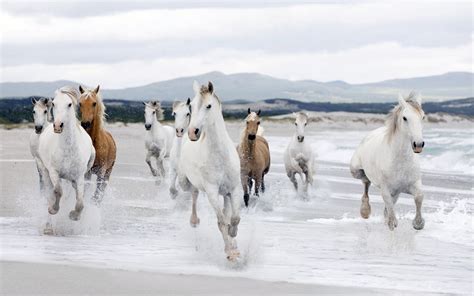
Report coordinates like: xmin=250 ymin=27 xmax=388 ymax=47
xmin=0 ymin=120 xmax=472 ymax=295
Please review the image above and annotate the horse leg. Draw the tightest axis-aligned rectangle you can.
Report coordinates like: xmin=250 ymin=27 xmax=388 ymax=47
xmin=156 ymin=155 xmax=166 ymax=178
xmin=381 ymin=187 xmax=397 ymax=230
xmin=47 ymin=171 xmax=62 ymax=215
xmin=360 ymin=181 xmax=371 ymax=219
xmin=206 ymin=189 xmax=235 ymax=260
xmin=228 ymin=188 xmax=241 ymax=239
xmin=146 ymin=151 xmax=158 ymax=176
xmin=241 ymin=171 xmax=250 ymax=207
xmin=409 ymin=181 xmax=425 ymax=230
xmin=92 ymin=169 xmax=107 ymax=204
xmin=224 ymin=192 xmax=239 ymax=260
xmin=69 ymin=178 xmax=85 ymax=221
xmin=288 ymin=171 xmax=298 ymax=190
xmin=189 ymin=188 xmax=200 ymax=227
xmin=261 ymin=173 xmax=266 ymax=193
xmin=254 ymin=174 xmax=262 ymax=197
xmin=169 ymin=166 xmax=178 ymax=199
xmin=247 ymin=177 xmax=253 ymax=194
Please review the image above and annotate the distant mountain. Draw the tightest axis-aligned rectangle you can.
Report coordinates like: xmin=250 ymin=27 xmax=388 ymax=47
xmin=1 ymin=72 xmax=472 ymax=103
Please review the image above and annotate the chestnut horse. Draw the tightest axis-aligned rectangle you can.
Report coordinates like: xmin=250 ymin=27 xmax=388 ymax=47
xmin=237 ymin=109 xmax=270 ymax=207
xmin=78 ymin=85 xmax=117 ymax=203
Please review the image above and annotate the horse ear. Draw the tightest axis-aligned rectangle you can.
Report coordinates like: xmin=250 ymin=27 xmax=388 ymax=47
xmin=43 ymin=98 xmax=49 ymax=105
xmin=186 ymin=97 xmax=191 ymax=105
xmin=414 ymin=93 xmax=422 ymax=106
xmin=79 ymin=85 xmax=84 ymax=94
xmin=142 ymin=101 xmax=147 ymax=106
xmin=208 ymin=81 xmax=214 ymax=94
xmin=398 ymin=94 xmax=408 ymax=108
xmin=257 ymin=109 xmax=261 ymax=116
xmin=247 ymin=108 xmax=251 ymax=114
xmin=193 ymin=81 xmax=200 ymax=94
xmin=94 ymin=85 xmax=100 ymax=94
xmin=31 ymin=97 xmax=37 ymax=105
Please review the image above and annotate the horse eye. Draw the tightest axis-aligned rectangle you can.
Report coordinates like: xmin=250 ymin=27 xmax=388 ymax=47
xmin=186 ymin=113 xmax=190 ymax=117
xmin=68 ymin=103 xmax=72 ymax=107
xmin=206 ymin=104 xmax=211 ymax=109
xmin=93 ymin=102 xmax=97 ymax=107
xmin=152 ymin=111 xmax=156 ymax=114
xmin=305 ymin=123 xmax=307 ymax=126
xmin=172 ymin=112 xmax=176 ymax=116
xmin=78 ymin=103 xmax=81 ymax=107
xmin=294 ymin=122 xmax=297 ymax=126
xmin=52 ymin=103 xmax=55 ymax=107
xmin=32 ymin=110 xmax=36 ymax=114
xmin=403 ymin=116 xmax=407 ymax=122
xmin=44 ymin=110 xmax=47 ymax=114
xmin=257 ymin=122 xmax=260 ymax=125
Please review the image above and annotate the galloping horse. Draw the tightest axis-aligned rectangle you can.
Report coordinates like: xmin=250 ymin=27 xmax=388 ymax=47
xmin=38 ymin=86 xmax=95 ymax=221
xmin=237 ymin=109 xmax=270 ymax=207
xmin=179 ymin=81 xmax=241 ymax=261
xmin=79 ymin=85 xmax=116 ymax=203
xmin=30 ymin=97 xmax=52 ymax=194
xmin=350 ymin=92 xmax=426 ymax=230
xmin=143 ymin=101 xmax=174 ymax=179
xmin=284 ymin=112 xmax=314 ymax=195
xmin=169 ymin=98 xmax=191 ymax=198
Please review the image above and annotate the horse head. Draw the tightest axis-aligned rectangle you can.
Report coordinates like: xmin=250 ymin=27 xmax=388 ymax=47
xmin=52 ymin=86 xmax=80 ymax=134
xmin=172 ymin=98 xmax=191 ymax=137
xmin=245 ymin=108 xmax=261 ymax=141
xmin=78 ymin=85 xmax=104 ymax=131
xmin=294 ymin=112 xmax=308 ymax=142
xmin=390 ymin=92 xmax=425 ymax=153
xmin=188 ymin=81 xmax=221 ymax=141
xmin=143 ymin=100 xmax=163 ymax=130
xmin=32 ymin=97 xmax=52 ymax=134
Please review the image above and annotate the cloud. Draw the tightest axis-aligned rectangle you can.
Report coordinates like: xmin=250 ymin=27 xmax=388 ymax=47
xmin=0 ymin=1 xmax=472 ymax=85
xmin=2 ymin=42 xmax=471 ymax=88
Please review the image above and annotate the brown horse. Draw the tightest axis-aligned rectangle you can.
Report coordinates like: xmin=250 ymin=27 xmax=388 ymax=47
xmin=237 ymin=108 xmax=271 ymax=207
xmin=78 ymin=85 xmax=117 ymax=203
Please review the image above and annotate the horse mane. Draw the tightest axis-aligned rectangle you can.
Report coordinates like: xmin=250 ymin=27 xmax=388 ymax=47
xmin=56 ymin=86 xmax=80 ymax=106
xmin=82 ymin=89 xmax=107 ymax=126
xmin=296 ymin=112 xmax=308 ymax=122
xmin=386 ymin=92 xmax=423 ymax=140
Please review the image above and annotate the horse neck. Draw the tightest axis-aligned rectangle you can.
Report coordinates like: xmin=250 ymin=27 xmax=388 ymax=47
xmin=60 ymin=118 xmax=80 ymax=147
xmin=387 ymin=129 xmax=413 ymax=160
xmin=202 ymin=113 xmax=231 ymax=153
xmin=151 ymin=117 xmax=163 ymax=133
xmin=89 ymin=111 xmax=103 ymax=141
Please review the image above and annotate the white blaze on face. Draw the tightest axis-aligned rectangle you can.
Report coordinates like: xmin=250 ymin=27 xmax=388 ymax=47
xmin=294 ymin=113 xmax=308 ymax=142
xmin=144 ymin=105 xmax=157 ymax=129
xmin=52 ymin=93 xmax=74 ymax=134
xmin=173 ymin=102 xmax=191 ymax=137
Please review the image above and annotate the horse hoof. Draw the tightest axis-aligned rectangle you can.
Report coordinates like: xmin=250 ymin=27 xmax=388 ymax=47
xmin=48 ymin=206 xmax=59 ymax=215
xmin=360 ymin=204 xmax=371 ymax=219
xmin=190 ymin=217 xmax=200 ymax=227
xmin=387 ymin=218 xmax=398 ymax=231
xmin=243 ymin=194 xmax=249 ymax=207
xmin=412 ymin=217 xmax=425 ymax=230
xmin=69 ymin=210 xmax=81 ymax=221
xmin=151 ymin=170 xmax=158 ymax=177
xmin=43 ymin=227 xmax=54 ymax=236
xmin=226 ymin=249 xmax=240 ymax=262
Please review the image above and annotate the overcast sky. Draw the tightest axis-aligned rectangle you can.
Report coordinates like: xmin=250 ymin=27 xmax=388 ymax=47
xmin=1 ymin=0 xmax=472 ymax=88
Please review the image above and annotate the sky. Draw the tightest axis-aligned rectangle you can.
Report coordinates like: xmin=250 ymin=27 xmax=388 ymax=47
xmin=0 ymin=0 xmax=472 ymax=88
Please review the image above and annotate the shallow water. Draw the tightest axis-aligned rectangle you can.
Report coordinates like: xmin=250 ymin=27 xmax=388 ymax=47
xmin=0 ymin=123 xmax=472 ymax=294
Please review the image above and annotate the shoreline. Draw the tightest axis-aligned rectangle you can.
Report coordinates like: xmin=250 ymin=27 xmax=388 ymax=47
xmin=0 ymin=261 xmax=396 ymax=295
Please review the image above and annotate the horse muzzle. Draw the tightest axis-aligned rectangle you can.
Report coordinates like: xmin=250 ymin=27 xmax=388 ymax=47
xmin=81 ymin=121 xmax=92 ymax=130
xmin=176 ymin=128 xmax=185 ymax=137
xmin=144 ymin=124 xmax=151 ymax=131
xmin=34 ymin=126 xmax=43 ymax=134
xmin=248 ymin=134 xmax=256 ymax=141
xmin=188 ymin=127 xmax=200 ymax=141
xmin=297 ymin=136 xmax=305 ymax=142
xmin=412 ymin=141 xmax=425 ymax=153
xmin=53 ymin=122 xmax=64 ymax=134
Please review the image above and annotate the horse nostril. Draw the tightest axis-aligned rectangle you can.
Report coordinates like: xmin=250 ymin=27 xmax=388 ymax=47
xmin=413 ymin=141 xmax=416 ymax=148
xmin=60 ymin=122 xmax=64 ymax=128
xmin=176 ymin=128 xmax=179 ymax=133
xmin=421 ymin=141 xmax=425 ymax=148
xmin=181 ymin=129 xmax=184 ymax=133
xmin=194 ymin=128 xmax=200 ymax=135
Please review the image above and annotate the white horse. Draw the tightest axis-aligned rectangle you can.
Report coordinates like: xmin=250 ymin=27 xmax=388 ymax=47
xmin=284 ymin=112 xmax=314 ymax=194
xmin=350 ymin=92 xmax=426 ymax=230
xmin=30 ymin=97 xmax=53 ymax=194
xmin=179 ymin=81 xmax=241 ymax=261
xmin=143 ymin=101 xmax=174 ymax=179
xmin=37 ymin=86 xmax=95 ymax=221
xmin=169 ymin=98 xmax=191 ymax=198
